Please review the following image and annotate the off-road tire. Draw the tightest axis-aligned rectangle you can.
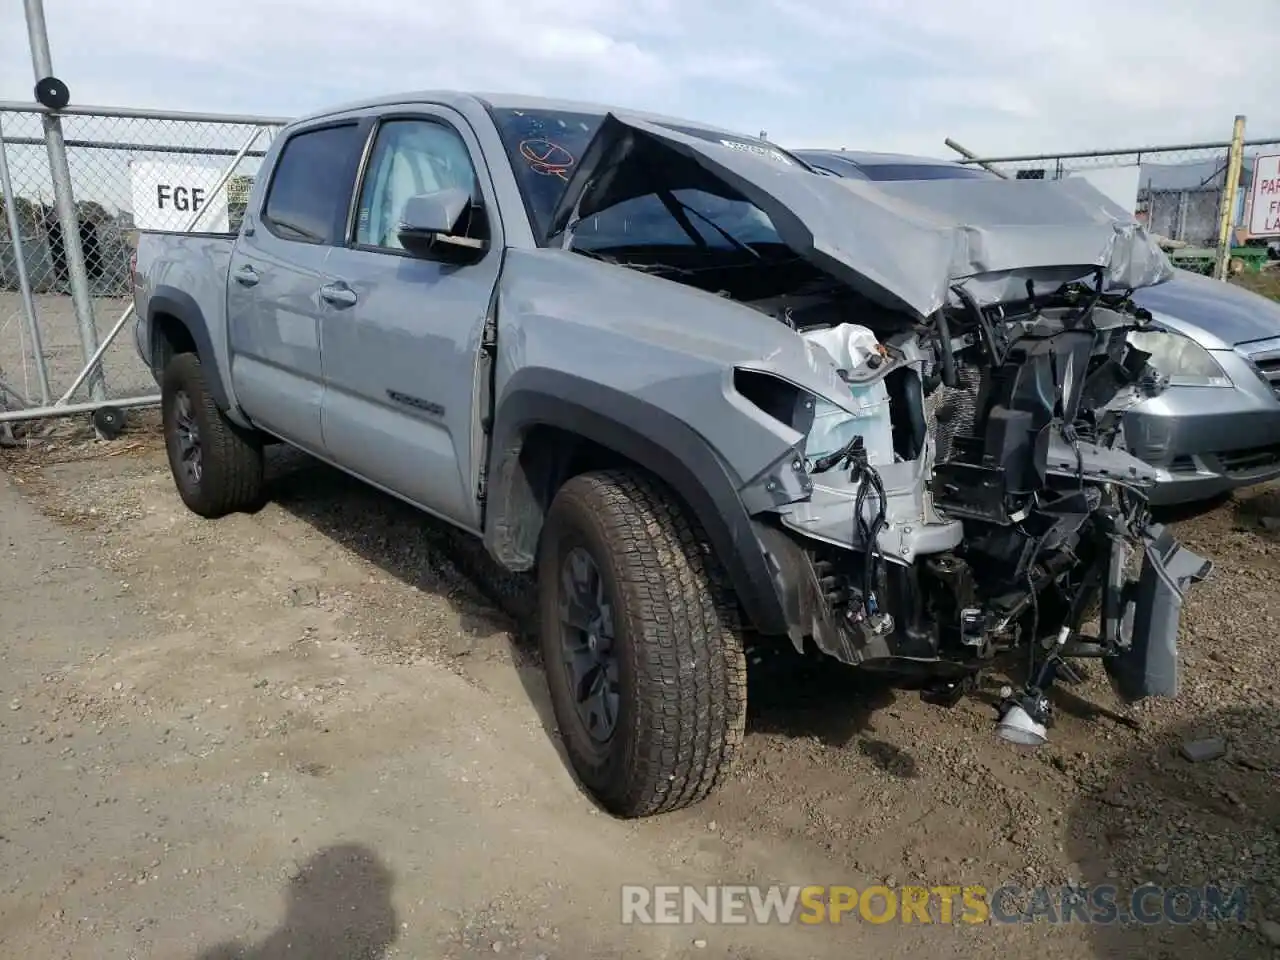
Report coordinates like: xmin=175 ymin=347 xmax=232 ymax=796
xmin=538 ymin=469 xmax=748 ymax=817
xmin=161 ymin=351 xmax=264 ymax=518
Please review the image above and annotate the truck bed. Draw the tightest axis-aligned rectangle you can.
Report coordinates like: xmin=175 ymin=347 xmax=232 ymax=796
xmin=133 ymin=231 xmax=237 ymax=382
xmin=135 ymin=229 xmax=239 ymax=241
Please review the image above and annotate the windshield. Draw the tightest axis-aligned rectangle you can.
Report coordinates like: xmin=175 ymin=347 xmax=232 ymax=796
xmin=487 ymin=107 xmax=795 ymax=249
xmin=489 ymin=108 xmax=601 ymax=239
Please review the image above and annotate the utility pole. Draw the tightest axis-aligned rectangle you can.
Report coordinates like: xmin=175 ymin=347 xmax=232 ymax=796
xmin=24 ymin=0 xmax=106 ymax=401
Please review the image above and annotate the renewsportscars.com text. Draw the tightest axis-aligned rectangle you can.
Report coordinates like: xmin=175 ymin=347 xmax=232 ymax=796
xmin=620 ymin=883 xmax=1250 ymax=926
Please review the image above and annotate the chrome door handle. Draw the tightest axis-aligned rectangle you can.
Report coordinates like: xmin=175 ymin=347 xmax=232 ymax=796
xmin=233 ymin=264 xmax=259 ymax=287
xmin=320 ymin=282 xmax=357 ymax=307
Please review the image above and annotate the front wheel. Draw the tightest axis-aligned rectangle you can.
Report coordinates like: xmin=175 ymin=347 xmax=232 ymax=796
xmin=537 ymin=469 xmax=747 ymax=817
xmin=161 ymin=352 xmax=264 ymax=518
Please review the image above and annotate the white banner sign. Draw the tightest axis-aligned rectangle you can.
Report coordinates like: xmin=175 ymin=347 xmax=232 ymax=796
xmin=129 ymin=160 xmax=229 ymax=232
xmin=1248 ymin=154 xmax=1280 ymax=238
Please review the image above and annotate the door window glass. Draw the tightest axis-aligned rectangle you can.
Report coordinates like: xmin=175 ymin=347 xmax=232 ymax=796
xmin=354 ymin=119 xmax=485 ymax=250
xmin=262 ymin=123 xmax=362 ymax=244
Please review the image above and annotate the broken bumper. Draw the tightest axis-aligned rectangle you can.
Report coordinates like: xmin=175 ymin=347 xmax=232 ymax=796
xmin=1103 ymin=523 xmax=1213 ymax=702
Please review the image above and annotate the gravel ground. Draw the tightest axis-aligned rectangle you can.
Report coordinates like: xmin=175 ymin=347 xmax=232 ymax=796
xmin=1 ymin=406 xmax=1279 ymax=959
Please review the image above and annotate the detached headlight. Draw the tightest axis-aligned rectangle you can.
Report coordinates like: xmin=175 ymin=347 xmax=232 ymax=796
xmin=1127 ymin=330 xmax=1232 ymax=387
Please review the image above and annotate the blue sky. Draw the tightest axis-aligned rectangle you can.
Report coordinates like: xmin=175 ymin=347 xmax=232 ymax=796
xmin=2 ymin=0 xmax=1278 ymax=158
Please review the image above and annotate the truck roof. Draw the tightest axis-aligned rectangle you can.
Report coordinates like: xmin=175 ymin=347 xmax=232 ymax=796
xmin=291 ymin=90 xmax=755 ymax=141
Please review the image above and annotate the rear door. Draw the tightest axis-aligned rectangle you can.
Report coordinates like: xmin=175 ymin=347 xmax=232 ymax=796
xmin=227 ymin=120 xmax=367 ymax=452
xmin=319 ymin=107 xmax=504 ymax=531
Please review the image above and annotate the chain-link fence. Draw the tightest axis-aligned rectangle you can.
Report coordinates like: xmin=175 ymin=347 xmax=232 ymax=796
xmin=952 ymin=133 xmax=1280 ymax=279
xmin=4 ymin=94 xmax=1279 ymax=434
xmin=0 ymin=103 xmax=286 ymax=425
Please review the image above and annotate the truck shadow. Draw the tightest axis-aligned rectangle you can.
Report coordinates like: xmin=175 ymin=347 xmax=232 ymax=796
xmin=265 ymin=446 xmax=529 ymax=647
xmin=263 ymin=451 xmax=902 ymax=765
xmin=744 ymin=641 xmax=903 ymax=754
xmin=194 ymin=843 xmax=397 ymax=959
xmin=1064 ymin=704 xmax=1279 ymax=959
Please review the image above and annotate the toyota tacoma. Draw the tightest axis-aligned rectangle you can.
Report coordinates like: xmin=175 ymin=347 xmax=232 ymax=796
xmin=133 ymin=92 xmax=1212 ymax=818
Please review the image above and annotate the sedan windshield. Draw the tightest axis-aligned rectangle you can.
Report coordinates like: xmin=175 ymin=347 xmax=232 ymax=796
xmin=487 ymin=107 xmax=795 ymax=251
xmin=859 ymin=163 xmax=995 ymax=182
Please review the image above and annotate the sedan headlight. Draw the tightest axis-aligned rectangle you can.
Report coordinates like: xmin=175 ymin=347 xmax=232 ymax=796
xmin=1127 ymin=330 xmax=1232 ymax=387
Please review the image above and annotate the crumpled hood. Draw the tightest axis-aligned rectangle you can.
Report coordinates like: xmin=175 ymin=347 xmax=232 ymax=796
xmin=548 ymin=112 xmax=1175 ymax=318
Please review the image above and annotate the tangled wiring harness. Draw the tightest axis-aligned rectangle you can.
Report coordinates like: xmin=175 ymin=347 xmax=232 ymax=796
xmin=810 ymin=433 xmax=890 ymax=628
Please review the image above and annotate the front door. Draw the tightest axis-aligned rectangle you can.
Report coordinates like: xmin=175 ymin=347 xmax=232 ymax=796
xmin=227 ymin=120 xmax=365 ymax=454
xmin=320 ymin=109 xmax=504 ymax=531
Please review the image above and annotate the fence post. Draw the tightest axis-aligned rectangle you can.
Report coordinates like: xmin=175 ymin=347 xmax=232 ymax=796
xmin=53 ymin=125 xmax=267 ymax=407
xmin=943 ymin=138 xmax=1009 ymax=179
xmin=1213 ymin=114 xmax=1247 ymax=281
xmin=0 ymin=113 xmax=53 ymax=405
xmin=23 ymin=0 xmax=106 ymax=402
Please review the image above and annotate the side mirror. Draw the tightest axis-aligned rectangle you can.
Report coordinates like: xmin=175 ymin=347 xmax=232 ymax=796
xmin=397 ymin=188 xmax=487 ymax=263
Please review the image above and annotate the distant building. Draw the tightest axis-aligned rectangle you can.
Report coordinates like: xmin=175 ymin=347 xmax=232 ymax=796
xmin=1136 ymin=155 xmax=1253 ymax=247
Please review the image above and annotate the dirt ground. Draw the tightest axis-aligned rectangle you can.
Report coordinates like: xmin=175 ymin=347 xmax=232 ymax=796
xmin=1 ymin=409 xmax=1279 ymax=960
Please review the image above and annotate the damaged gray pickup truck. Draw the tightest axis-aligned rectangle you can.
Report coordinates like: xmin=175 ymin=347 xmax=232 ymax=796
xmin=133 ymin=92 xmax=1213 ymax=818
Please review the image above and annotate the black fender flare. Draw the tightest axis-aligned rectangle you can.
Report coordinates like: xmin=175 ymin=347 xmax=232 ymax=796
xmin=148 ymin=286 xmax=230 ymax=411
xmin=485 ymin=368 xmax=790 ymax=638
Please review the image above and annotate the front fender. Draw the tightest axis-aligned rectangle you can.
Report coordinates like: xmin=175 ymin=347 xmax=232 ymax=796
xmin=485 ymin=367 xmax=792 ymax=638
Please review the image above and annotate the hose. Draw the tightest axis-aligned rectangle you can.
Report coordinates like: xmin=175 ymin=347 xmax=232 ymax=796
xmin=933 ymin=309 xmax=958 ymax=388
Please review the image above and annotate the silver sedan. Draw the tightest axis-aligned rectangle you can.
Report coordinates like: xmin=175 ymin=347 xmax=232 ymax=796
xmin=1120 ymin=269 xmax=1280 ymax=505
xmin=793 ymin=148 xmax=1280 ymax=506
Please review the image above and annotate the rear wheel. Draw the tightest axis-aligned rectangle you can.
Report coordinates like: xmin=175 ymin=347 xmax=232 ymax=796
xmin=537 ymin=469 xmax=747 ymax=817
xmin=161 ymin=352 xmax=264 ymax=518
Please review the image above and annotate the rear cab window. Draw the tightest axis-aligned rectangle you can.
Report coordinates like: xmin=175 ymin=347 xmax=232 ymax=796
xmin=261 ymin=123 xmax=365 ymax=244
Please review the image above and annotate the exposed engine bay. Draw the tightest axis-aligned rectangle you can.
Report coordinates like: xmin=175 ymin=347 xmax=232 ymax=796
xmin=547 ymin=111 xmax=1214 ymax=744
xmin=738 ymin=276 xmax=1213 ymax=744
